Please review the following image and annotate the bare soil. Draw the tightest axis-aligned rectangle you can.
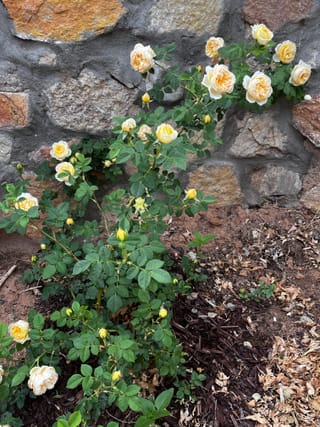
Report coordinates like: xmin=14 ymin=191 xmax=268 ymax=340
xmin=1 ymin=204 xmax=320 ymax=426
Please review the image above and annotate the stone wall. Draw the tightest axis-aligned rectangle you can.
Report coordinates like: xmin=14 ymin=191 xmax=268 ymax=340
xmin=0 ymin=0 xmax=319 ymax=208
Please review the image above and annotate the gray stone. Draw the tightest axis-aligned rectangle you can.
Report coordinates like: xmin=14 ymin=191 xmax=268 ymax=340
xmin=0 ymin=71 xmax=23 ymax=92
xmin=45 ymin=70 xmax=139 ymax=133
xmin=149 ymin=0 xmax=224 ymax=35
xmin=293 ymin=96 xmax=320 ymax=148
xmin=38 ymin=51 xmax=57 ymax=66
xmin=301 ymin=186 xmax=320 ymax=213
xmin=251 ymin=166 xmax=302 ymax=197
xmin=0 ymin=133 xmax=12 ymax=163
xmin=229 ymin=113 xmax=287 ymax=158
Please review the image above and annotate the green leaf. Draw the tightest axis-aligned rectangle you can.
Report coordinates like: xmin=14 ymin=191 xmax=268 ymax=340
xmin=72 ymin=259 xmax=91 ymax=275
xmin=68 ymin=411 xmax=82 ymax=427
xmin=106 ymin=422 xmax=119 ymax=427
xmin=66 ymin=374 xmax=83 ymax=389
xmin=80 ymin=364 xmax=93 ymax=377
xmin=117 ymin=395 xmax=129 ymax=411
xmin=107 ymin=295 xmax=123 ymax=313
xmin=32 ymin=312 xmax=45 ymax=329
xmin=146 ymin=259 xmax=164 ymax=270
xmin=42 ymin=264 xmax=56 ymax=280
xmin=126 ymin=384 xmax=140 ymax=397
xmin=11 ymin=365 xmax=29 ymax=387
xmin=155 ymin=388 xmax=174 ymax=410
xmin=138 ymin=270 xmax=151 ymax=289
xmin=57 ymin=420 xmax=69 ymax=427
xmin=151 ymin=269 xmax=171 ymax=284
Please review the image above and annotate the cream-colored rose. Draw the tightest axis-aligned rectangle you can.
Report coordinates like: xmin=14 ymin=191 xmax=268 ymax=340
xmin=130 ymin=43 xmax=156 ymax=73
xmin=156 ymin=123 xmax=178 ymax=144
xmin=15 ymin=193 xmax=38 ymax=212
xmin=8 ymin=320 xmax=30 ymax=344
xmin=28 ymin=366 xmax=58 ymax=396
xmin=205 ymin=36 xmax=224 ymax=59
xmin=0 ymin=364 xmax=4 ymax=384
xmin=251 ymin=24 xmax=273 ymax=46
xmin=289 ymin=60 xmax=311 ymax=86
xmin=121 ymin=118 xmax=136 ymax=133
xmin=242 ymin=71 xmax=273 ymax=106
xmin=137 ymin=124 xmax=152 ymax=142
xmin=49 ymin=140 xmax=71 ymax=161
xmin=273 ymin=40 xmax=296 ymax=64
xmin=202 ymin=65 xmax=236 ymax=100
xmin=55 ymin=162 xmax=76 ymax=186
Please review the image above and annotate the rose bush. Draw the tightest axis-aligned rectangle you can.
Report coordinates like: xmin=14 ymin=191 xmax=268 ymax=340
xmin=0 ymin=23 xmax=313 ymax=427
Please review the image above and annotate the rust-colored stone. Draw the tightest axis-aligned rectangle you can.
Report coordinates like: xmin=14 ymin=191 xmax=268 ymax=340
xmin=243 ymin=0 xmax=313 ymax=31
xmin=3 ymin=0 xmax=126 ymax=42
xmin=293 ymin=96 xmax=320 ymax=147
xmin=0 ymin=92 xmax=29 ymax=128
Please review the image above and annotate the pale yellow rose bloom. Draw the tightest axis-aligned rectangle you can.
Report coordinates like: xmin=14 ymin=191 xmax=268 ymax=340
xmin=130 ymin=43 xmax=156 ymax=73
xmin=137 ymin=124 xmax=152 ymax=142
xmin=111 ymin=370 xmax=121 ymax=382
xmin=251 ymin=24 xmax=273 ymax=45
xmin=159 ymin=307 xmax=168 ymax=318
xmin=185 ymin=189 xmax=197 ymax=200
xmin=121 ymin=118 xmax=136 ymax=133
xmin=202 ymin=65 xmax=236 ymax=100
xmin=28 ymin=366 xmax=58 ymax=396
xmin=49 ymin=140 xmax=71 ymax=161
xmin=134 ymin=197 xmax=147 ymax=214
xmin=273 ymin=40 xmax=296 ymax=64
xmin=0 ymin=364 xmax=4 ymax=384
xmin=156 ymin=123 xmax=178 ymax=144
xmin=242 ymin=71 xmax=273 ymax=106
xmin=55 ymin=162 xmax=76 ymax=186
xmin=205 ymin=36 xmax=224 ymax=59
xmin=8 ymin=320 xmax=30 ymax=344
xmin=15 ymin=193 xmax=38 ymax=212
xmin=289 ymin=60 xmax=311 ymax=86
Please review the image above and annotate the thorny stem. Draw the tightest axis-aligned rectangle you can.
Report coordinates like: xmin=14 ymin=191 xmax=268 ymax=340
xmin=91 ymin=196 xmax=110 ymax=236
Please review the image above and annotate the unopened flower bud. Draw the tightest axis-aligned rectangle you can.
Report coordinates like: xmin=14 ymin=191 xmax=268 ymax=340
xmin=196 ymin=65 xmax=202 ymax=72
xmin=98 ymin=328 xmax=108 ymax=339
xmin=111 ymin=370 xmax=121 ymax=382
xmin=142 ymin=92 xmax=151 ymax=104
xmin=16 ymin=163 xmax=23 ymax=172
xmin=66 ymin=217 xmax=74 ymax=226
xmin=31 ymin=255 xmax=37 ymax=263
xmin=159 ymin=306 xmax=168 ymax=318
xmin=40 ymin=243 xmax=47 ymax=251
xmin=185 ymin=188 xmax=197 ymax=200
xmin=172 ymin=278 xmax=178 ymax=285
xmin=65 ymin=308 xmax=72 ymax=317
xmin=116 ymin=228 xmax=128 ymax=242
xmin=203 ymin=115 xmax=211 ymax=124
xmin=104 ymin=160 xmax=112 ymax=168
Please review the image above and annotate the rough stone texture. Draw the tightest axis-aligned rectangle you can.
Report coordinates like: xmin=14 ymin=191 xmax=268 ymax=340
xmin=292 ymin=96 xmax=320 ymax=147
xmin=0 ymin=71 xmax=23 ymax=92
xmin=243 ymin=0 xmax=313 ymax=31
xmin=38 ymin=51 xmax=57 ymax=67
xmin=229 ymin=113 xmax=287 ymax=158
xmin=0 ymin=133 xmax=12 ymax=163
xmin=251 ymin=166 xmax=302 ymax=197
xmin=0 ymin=92 xmax=29 ymax=128
xmin=3 ymin=0 xmax=126 ymax=42
xmin=45 ymin=70 xmax=138 ymax=133
xmin=188 ymin=161 xmax=242 ymax=207
xmin=149 ymin=0 xmax=224 ymax=35
xmin=301 ymin=186 xmax=320 ymax=212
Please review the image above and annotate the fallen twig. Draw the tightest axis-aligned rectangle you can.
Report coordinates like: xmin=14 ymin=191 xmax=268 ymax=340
xmin=0 ymin=265 xmax=17 ymax=288
xmin=19 ymin=285 xmax=42 ymax=294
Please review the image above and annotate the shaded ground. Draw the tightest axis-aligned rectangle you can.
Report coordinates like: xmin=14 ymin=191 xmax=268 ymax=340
xmin=1 ymin=204 xmax=320 ymax=426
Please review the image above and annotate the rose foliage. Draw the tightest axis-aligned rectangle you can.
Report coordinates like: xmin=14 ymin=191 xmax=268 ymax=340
xmin=0 ymin=25 xmax=312 ymax=427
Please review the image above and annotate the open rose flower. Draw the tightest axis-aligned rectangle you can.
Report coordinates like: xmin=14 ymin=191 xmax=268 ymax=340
xmin=121 ymin=118 xmax=136 ymax=133
xmin=202 ymin=64 xmax=236 ymax=100
xmin=243 ymin=71 xmax=273 ymax=105
xmin=156 ymin=123 xmax=178 ymax=144
xmin=28 ymin=366 xmax=58 ymax=396
xmin=134 ymin=197 xmax=148 ymax=214
xmin=273 ymin=40 xmax=296 ymax=64
xmin=8 ymin=320 xmax=30 ymax=344
xmin=205 ymin=36 xmax=224 ymax=59
xmin=55 ymin=162 xmax=76 ymax=186
xmin=289 ymin=60 xmax=311 ymax=86
xmin=49 ymin=140 xmax=71 ymax=161
xmin=15 ymin=193 xmax=38 ymax=212
xmin=251 ymin=24 xmax=273 ymax=45
xmin=137 ymin=124 xmax=152 ymax=142
xmin=130 ymin=43 xmax=156 ymax=73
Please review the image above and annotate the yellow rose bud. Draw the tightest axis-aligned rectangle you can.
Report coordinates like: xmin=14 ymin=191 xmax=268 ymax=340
xmin=196 ymin=65 xmax=202 ymax=72
xmin=104 ymin=160 xmax=112 ymax=168
xmin=121 ymin=118 xmax=136 ymax=133
xmin=273 ymin=40 xmax=296 ymax=64
xmin=70 ymin=156 xmax=77 ymax=164
xmin=289 ymin=60 xmax=311 ymax=87
xmin=205 ymin=36 xmax=224 ymax=59
xmin=142 ymin=92 xmax=151 ymax=104
xmin=40 ymin=244 xmax=47 ymax=251
xmin=112 ymin=158 xmax=117 ymax=163
xmin=31 ymin=255 xmax=37 ymax=263
xmin=111 ymin=370 xmax=121 ymax=382
xmin=202 ymin=64 xmax=236 ymax=100
xmin=156 ymin=123 xmax=178 ymax=144
xmin=172 ymin=278 xmax=178 ymax=285
xmin=98 ymin=328 xmax=108 ymax=339
xmin=8 ymin=320 xmax=30 ymax=344
xmin=66 ymin=217 xmax=74 ymax=226
xmin=203 ymin=114 xmax=211 ymax=124
xmin=251 ymin=24 xmax=273 ymax=46
xmin=116 ymin=228 xmax=128 ymax=242
xmin=16 ymin=163 xmax=23 ymax=171
xmin=185 ymin=189 xmax=197 ymax=200
xmin=65 ymin=308 xmax=72 ymax=317
xmin=242 ymin=71 xmax=273 ymax=106
xmin=159 ymin=307 xmax=168 ymax=318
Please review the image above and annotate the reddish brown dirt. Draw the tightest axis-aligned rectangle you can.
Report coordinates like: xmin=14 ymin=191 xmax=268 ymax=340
xmin=1 ymin=204 xmax=320 ymax=426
